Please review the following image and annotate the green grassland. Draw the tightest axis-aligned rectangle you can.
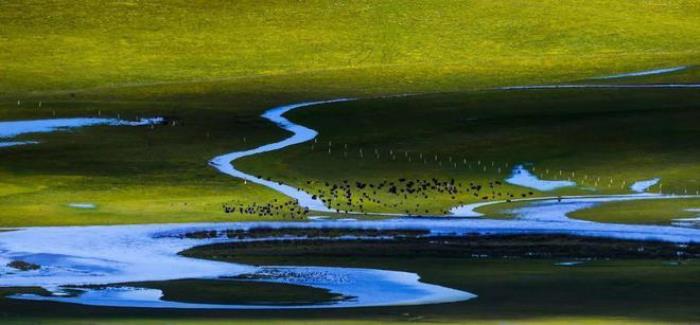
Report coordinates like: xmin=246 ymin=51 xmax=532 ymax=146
xmin=2 ymin=0 xmax=700 ymax=224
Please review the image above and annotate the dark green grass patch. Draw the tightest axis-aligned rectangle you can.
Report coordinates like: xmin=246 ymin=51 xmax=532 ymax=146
xmin=183 ymin=235 xmax=700 ymax=261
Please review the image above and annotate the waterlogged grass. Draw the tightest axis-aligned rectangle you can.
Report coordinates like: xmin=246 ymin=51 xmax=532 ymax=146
xmin=474 ymin=196 xmax=700 ymax=224
xmin=570 ymin=198 xmax=700 ymax=224
xmin=474 ymin=199 xmax=551 ymax=219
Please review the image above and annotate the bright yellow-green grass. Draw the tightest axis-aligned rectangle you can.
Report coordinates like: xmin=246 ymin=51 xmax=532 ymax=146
xmin=0 ymin=177 xmax=283 ymax=226
xmin=2 ymin=0 xmax=700 ymax=226
xmin=2 ymin=0 xmax=700 ymax=98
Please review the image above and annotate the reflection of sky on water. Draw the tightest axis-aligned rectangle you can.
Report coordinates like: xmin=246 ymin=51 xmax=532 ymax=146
xmin=0 ymin=117 xmax=163 ymax=147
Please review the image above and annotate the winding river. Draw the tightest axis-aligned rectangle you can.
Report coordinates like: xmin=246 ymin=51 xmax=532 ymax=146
xmin=2 ymin=82 xmax=700 ymax=309
xmin=209 ymin=99 xmax=353 ymax=212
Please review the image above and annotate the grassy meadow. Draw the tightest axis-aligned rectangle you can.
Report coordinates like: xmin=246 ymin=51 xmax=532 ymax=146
xmin=3 ymin=0 xmax=700 ymax=97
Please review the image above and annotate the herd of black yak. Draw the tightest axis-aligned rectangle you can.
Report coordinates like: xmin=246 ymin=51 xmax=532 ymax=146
xmin=223 ymin=176 xmax=536 ymax=218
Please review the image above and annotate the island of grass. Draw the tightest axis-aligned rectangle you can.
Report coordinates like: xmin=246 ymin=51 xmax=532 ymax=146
xmin=6 ymin=260 xmax=40 ymax=271
xmin=85 ymin=279 xmax=343 ymax=306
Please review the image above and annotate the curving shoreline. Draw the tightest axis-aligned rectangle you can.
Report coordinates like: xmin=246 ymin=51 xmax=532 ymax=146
xmin=0 ymin=223 xmax=475 ymax=309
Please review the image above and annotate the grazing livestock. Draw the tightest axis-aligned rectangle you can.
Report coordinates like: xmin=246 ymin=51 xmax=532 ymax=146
xmin=230 ymin=176 xmax=536 ymax=217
